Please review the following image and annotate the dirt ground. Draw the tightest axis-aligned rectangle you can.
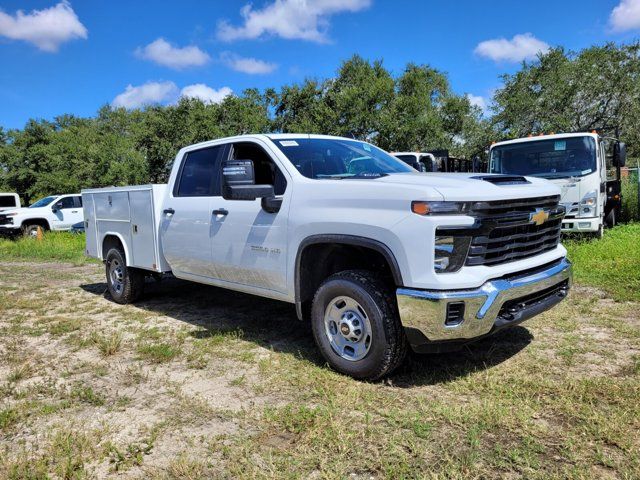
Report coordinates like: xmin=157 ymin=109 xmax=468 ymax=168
xmin=1 ymin=261 xmax=639 ymax=478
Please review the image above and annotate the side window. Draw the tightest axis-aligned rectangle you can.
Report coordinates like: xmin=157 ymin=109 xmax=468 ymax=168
xmin=231 ymin=142 xmax=287 ymax=195
xmin=58 ymin=197 xmax=75 ymax=209
xmin=74 ymin=196 xmax=83 ymax=208
xmin=175 ymin=145 xmax=225 ymax=197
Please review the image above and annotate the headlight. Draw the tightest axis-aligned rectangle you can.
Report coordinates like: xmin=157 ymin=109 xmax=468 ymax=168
xmin=434 ymin=235 xmax=471 ymax=273
xmin=578 ymin=190 xmax=598 ymax=217
xmin=412 ymin=201 xmax=470 ymax=215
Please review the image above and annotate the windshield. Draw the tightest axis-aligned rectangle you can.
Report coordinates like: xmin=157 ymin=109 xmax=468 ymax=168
xmin=490 ymin=136 xmax=597 ymax=179
xmin=29 ymin=196 xmax=56 ymax=208
xmin=272 ymin=138 xmax=414 ymax=179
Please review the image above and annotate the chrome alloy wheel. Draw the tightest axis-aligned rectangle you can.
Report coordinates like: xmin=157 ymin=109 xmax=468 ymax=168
xmin=324 ymin=296 xmax=372 ymax=361
xmin=109 ymin=258 xmax=125 ymax=295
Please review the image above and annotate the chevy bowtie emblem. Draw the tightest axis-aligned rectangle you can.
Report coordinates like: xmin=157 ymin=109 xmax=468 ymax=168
xmin=530 ymin=208 xmax=550 ymax=226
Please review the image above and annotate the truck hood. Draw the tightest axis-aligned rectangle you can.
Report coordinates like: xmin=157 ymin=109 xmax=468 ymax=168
xmin=0 ymin=207 xmax=37 ymax=216
xmin=376 ymin=173 xmax=561 ymax=201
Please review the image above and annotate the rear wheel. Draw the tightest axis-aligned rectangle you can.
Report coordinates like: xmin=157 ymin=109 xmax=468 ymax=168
xmin=311 ymin=270 xmax=407 ymax=381
xmin=105 ymin=248 xmax=145 ymax=304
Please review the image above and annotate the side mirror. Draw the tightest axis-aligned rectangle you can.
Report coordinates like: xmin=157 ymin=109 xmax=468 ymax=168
xmin=51 ymin=202 xmax=62 ymax=213
xmin=221 ymin=159 xmax=274 ymax=201
xmin=613 ymin=142 xmax=627 ymax=168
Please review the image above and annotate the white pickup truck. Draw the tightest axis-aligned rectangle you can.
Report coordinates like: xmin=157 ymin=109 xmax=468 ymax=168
xmin=83 ymin=134 xmax=572 ymax=380
xmin=0 ymin=194 xmax=84 ymax=236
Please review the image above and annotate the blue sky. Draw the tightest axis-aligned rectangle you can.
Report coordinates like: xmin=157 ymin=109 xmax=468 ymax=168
xmin=1 ymin=0 xmax=639 ymax=129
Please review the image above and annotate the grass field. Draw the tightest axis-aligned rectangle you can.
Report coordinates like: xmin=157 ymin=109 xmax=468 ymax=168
xmin=0 ymin=231 xmax=93 ymax=265
xmin=0 ymin=228 xmax=638 ymax=478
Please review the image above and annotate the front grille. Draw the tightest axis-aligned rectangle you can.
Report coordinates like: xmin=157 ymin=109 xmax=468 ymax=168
xmin=437 ymin=195 xmax=564 ymax=268
xmin=467 ymin=195 xmax=563 ymax=266
xmin=466 ymin=195 xmax=563 ymax=267
xmin=0 ymin=214 xmax=13 ymax=226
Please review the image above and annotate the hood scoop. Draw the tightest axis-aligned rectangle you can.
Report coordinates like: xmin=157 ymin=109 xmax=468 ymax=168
xmin=471 ymin=175 xmax=530 ymax=185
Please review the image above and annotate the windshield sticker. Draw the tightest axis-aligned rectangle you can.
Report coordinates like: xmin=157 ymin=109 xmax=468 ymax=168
xmin=554 ymin=140 xmax=566 ymax=151
xmin=362 ymin=143 xmax=371 ymax=152
xmin=279 ymin=140 xmax=299 ymax=147
xmin=581 ymin=169 xmax=592 ymax=175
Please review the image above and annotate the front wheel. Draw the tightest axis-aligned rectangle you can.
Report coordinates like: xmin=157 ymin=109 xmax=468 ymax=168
xmin=105 ymin=248 xmax=145 ymax=304
xmin=22 ymin=224 xmax=42 ymax=237
xmin=605 ymin=208 xmax=616 ymax=228
xmin=311 ymin=270 xmax=407 ymax=381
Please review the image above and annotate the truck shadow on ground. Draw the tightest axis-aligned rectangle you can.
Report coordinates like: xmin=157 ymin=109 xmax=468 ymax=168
xmin=80 ymin=276 xmax=533 ymax=387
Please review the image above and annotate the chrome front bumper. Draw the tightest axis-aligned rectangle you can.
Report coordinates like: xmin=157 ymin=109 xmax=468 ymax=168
xmin=396 ymin=258 xmax=572 ymax=347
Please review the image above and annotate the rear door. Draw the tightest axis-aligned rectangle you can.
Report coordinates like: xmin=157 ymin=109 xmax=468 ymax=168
xmin=160 ymin=144 xmax=228 ymax=278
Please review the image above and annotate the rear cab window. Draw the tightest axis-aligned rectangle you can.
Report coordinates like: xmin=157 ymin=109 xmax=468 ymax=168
xmin=174 ymin=145 xmax=227 ymax=197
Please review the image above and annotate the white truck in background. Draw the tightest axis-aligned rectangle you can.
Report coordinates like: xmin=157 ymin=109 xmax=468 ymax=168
xmin=0 ymin=194 xmax=84 ymax=236
xmin=83 ymin=134 xmax=572 ymax=380
xmin=391 ymin=152 xmax=436 ymax=172
xmin=489 ymin=132 xmax=627 ymax=238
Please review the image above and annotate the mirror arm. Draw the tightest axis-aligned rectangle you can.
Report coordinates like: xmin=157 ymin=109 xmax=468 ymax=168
xmin=261 ymin=195 xmax=282 ymax=214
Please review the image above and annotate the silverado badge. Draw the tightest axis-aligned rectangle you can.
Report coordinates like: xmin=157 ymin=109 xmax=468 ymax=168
xmin=530 ymin=208 xmax=550 ymax=226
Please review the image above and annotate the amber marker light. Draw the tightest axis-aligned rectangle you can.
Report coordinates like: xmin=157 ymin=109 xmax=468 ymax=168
xmin=411 ymin=201 xmax=430 ymax=215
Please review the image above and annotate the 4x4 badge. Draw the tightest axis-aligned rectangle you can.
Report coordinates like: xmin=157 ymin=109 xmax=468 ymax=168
xmin=530 ymin=208 xmax=550 ymax=226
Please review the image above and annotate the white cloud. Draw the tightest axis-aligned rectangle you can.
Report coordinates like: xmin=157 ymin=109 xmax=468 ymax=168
xmin=180 ymin=84 xmax=233 ymax=104
xmin=609 ymin=0 xmax=640 ymax=32
xmin=112 ymin=81 xmax=178 ymax=109
xmin=221 ymin=52 xmax=277 ymax=74
xmin=217 ymin=0 xmax=371 ymax=43
xmin=474 ymin=33 xmax=549 ymax=63
xmin=467 ymin=94 xmax=488 ymax=112
xmin=0 ymin=1 xmax=87 ymax=52
xmin=135 ymin=38 xmax=210 ymax=70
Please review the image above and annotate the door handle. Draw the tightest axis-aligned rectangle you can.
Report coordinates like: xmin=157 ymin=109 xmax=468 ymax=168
xmin=71 ymin=210 xmax=78 ymax=213
xmin=163 ymin=208 xmax=175 ymax=215
xmin=212 ymin=208 xmax=228 ymax=216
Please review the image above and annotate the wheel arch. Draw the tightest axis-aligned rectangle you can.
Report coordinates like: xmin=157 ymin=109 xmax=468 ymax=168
xmin=294 ymin=234 xmax=404 ymax=320
xmin=21 ymin=218 xmax=51 ymax=230
xmin=101 ymin=232 xmax=131 ymax=265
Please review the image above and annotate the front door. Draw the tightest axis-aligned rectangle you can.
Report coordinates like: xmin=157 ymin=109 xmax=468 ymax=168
xmin=51 ymin=196 xmax=83 ymax=229
xmin=160 ymin=144 xmax=227 ymax=279
xmin=209 ymin=141 xmax=290 ymax=294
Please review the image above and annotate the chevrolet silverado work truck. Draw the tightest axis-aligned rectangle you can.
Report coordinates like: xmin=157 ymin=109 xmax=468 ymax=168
xmin=0 ymin=194 xmax=84 ymax=236
xmin=83 ymin=134 xmax=572 ymax=380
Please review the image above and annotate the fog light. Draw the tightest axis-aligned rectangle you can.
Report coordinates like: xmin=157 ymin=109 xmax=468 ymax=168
xmin=435 ymin=235 xmax=471 ymax=273
xmin=578 ymin=222 xmax=591 ymax=229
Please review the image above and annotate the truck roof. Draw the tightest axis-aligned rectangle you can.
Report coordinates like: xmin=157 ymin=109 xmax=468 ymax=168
xmin=179 ymin=133 xmax=368 ymax=153
xmin=491 ymin=132 xmax=599 ymax=148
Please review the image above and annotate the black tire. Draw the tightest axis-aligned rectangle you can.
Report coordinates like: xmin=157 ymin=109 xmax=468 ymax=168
xmin=592 ymin=224 xmax=604 ymax=240
xmin=105 ymin=248 xmax=145 ymax=304
xmin=22 ymin=224 xmax=42 ymax=237
xmin=605 ymin=208 xmax=616 ymax=228
xmin=311 ymin=270 xmax=407 ymax=381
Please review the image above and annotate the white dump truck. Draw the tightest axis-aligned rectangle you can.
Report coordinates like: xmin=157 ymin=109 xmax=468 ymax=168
xmin=489 ymin=132 xmax=627 ymax=237
xmin=83 ymin=134 xmax=572 ymax=380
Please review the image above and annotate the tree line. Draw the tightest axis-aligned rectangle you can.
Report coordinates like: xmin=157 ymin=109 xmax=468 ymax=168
xmin=1 ymin=42 xmax=638 ymax=204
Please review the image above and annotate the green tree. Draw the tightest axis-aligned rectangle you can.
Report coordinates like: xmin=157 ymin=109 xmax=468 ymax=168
xmin=493 ymin=42 xmax=640 ymax=156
